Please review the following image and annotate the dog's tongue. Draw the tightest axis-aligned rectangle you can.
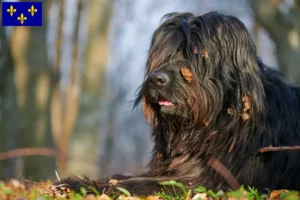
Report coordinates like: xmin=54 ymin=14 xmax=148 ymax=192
xmin=158 ymin=100 xmax=173 ymax=106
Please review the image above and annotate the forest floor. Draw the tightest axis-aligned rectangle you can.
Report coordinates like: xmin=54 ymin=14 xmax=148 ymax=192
xmin=0 ymin=179 xmax=299 ymax=200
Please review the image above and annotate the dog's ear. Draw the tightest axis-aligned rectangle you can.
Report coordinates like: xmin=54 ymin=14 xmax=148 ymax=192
xmin=208 ymin=15 xmax=267 ymax=123
xmin=225 ymin=54 xmax=266 ymax=124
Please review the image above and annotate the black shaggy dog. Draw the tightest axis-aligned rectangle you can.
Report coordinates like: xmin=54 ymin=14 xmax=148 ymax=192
xmin=58 ymin=11 xmax=300 ymax=196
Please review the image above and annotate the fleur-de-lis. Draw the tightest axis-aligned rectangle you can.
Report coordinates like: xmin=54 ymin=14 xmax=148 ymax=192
xmin=17 ymin=13 xmax=27 ymax=24
xmin=28 ymin=5 xmax=38 ymax=16
xmin=7 ymin=5 xmax=16 ymax=16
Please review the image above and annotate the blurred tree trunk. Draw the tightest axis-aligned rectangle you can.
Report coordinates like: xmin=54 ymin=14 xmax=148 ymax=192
xmin=0 ymin=24 xmax=20 ymax=179
xmin=251 ymin=0 xmax=300 ymax=84
xmin=52 ymin=0 xmax=85 ymax=175
xmin=67 ymin=0 xmax=111 ymax=177
xmin=11 ymin=0 xmax=55 ymax=180
xmin=50 ymin=0 xmax=89 ymax=176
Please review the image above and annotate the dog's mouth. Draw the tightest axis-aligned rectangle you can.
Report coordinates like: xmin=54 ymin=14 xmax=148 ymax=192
xmin=158 ymin=99 xmax=174 ymax=107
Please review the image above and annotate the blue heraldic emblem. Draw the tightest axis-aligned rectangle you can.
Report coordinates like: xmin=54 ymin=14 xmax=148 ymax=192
xmin=2 ymin=2 xmax=42 ymax=26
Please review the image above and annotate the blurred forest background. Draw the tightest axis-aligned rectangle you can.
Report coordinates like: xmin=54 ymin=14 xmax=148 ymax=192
xmin=0 ymin=0 xmax=299 ymax=181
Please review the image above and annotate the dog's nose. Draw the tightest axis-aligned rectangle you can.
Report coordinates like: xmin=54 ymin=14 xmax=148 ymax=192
xmin=149 ymin=72 xmax=169 ymax=87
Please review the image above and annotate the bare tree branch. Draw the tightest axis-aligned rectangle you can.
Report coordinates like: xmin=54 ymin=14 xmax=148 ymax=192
xmin=208 ymin=158 xmax=240 ymax=190
xmin=259 ymin=146 xmax=300 ymax=153
xmin=0 ymin=148 xmax=56 ymax=160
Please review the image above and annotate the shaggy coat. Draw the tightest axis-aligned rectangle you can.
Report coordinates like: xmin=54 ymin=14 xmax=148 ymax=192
xmin=59 ymin=11 xmax=300 ymax=196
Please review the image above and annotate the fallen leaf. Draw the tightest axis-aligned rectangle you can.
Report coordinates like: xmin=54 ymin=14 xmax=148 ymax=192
xmin=185 ymin=189 xmax=192 ymax=200
xmin=146 ymin=196 xmax=160 ymax=200
xmin=269 ymin=190 xmax=288 ymax=199
xmin=98 ymin=194 xmax=111 ymax=200
xmin=108 ymin=179 xmax=119 ymax=185
xmin=192 ymin=193 xmax=208 ymax=200
xmin=7 ymin=179 xmax=24 ymax=190
xmin=85 ymin=194 xmax=99 ymax=200
xmin=181 ymin=67 xmax=193 ymax=82
xmin=117 ymin=195 xmax=139 ymax=200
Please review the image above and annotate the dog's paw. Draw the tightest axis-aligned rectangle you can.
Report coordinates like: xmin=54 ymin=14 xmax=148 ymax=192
xmin=53 ymin=176 xmax=112 ymax=195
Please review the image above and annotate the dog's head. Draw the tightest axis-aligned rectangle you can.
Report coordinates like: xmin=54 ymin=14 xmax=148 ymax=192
xmin=135 ymin=11 xmax=266 ymax=128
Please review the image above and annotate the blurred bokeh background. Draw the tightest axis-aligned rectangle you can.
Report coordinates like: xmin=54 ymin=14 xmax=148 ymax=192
xmin=0 ymin=0 xmax=299 ymax=181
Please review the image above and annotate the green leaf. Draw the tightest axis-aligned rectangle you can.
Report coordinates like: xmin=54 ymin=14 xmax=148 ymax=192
xmin=74 ymin=193 xmax=83 ymax=200
xmin=281 ymin=191 xmax=299 ymax=200
xmin=159 ymin=180 xmax=187 ymax=196
xmin=35 ymin=197 xmax=48 ymax=200
xmin=227 ymin=185 xmax=245 ymax=199
xmin=174 ymin=182 xmax=187 ymax=196
xmin=0 ymin=183 xmax=13 ymax=195
xmin=207 ymin=190 xmax=218 ymax=198
xmin=87 ymin=185 xmax=100 ymax=195
xmin=116 ymin=187 xmax=131 ymax=197
xmin=216 ymin=190 xmax=225 ymax=197
xmin=159 ymin=180 xmax=177 ymax=186
xmin=193 ymin=186 xmax=207 ymax=193
xmin=80 ymin=186 xmax=87 ymax=196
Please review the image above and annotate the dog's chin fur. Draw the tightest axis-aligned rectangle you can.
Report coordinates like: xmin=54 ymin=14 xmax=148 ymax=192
xmin=57 ymin=11 xmax=300 ymax=196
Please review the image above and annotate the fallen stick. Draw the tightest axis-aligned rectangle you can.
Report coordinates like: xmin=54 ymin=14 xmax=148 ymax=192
xmin=208 ymin=157 xmax=240 ymax=190
xmin=0 ymin=148 xmax=56 ymax=160
xmin=259 ymin=146 xmax=300 ymax=153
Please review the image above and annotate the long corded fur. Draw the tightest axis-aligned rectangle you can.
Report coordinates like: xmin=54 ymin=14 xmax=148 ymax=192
xmin=58 ymin=11 xmax=300 ymax=196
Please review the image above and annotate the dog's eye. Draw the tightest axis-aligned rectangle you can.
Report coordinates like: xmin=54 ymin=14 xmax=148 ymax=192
xmin=181 ymin=67 xmax=193 ymax=82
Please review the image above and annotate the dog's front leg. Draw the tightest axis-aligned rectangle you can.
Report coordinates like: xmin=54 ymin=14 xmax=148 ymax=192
xmin=56 ymin=176 xmax=191 ymax=197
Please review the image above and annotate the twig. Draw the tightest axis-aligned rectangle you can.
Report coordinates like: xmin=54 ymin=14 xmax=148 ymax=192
xmin=55 ymin=170 xmax=61 ymax=183
xmin=0 ymin=148 xmax=56 ymax=160
xmin=208 ymin=157 xmax=240 ymax=190
xmin=259 ymin=146 xmax=300 ymax=153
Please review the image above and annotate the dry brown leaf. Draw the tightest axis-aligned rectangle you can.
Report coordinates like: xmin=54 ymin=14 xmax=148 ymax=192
xmin=65 ymin=188 xmax=71 ymax=193
xmin=241 ymin=113 xmax=250 ymax=121
xmin=117 ymin=196 xmax=139 ymax=200
xmin=192 ymin=193 xmax=208 ymax=200
xmin=242 ymin=96 xmax=252 ymax=112
xmin=227 ymin=108 xmax=234 ymax=115
xmin=185 ymin=189 xmax=192 ymax=200
xmin=50 ymin=185 xmax=56 ymax=191
xmin=243 ymin=101 xmax=251 ymax=112
xmin=98 ymin=194 xmax=111 ymax=200
xmin=7 ymin=179 xmax=25 ymax=190
xmin=242 ymin=96 xmax=251 ymax=103
xmin=202 ymin=49 xmax=208 ymax=59
xmin=84 ymin=194 xmax=99 ymax=200
xmin=146 ymin=196 xmax=160 ymax=200
xmin=181 ymin=67 xmax=193 ymax=82
xmin=108 ymin=179 xmax=119 ymax=185
xmin=269 ymin=190 xmax=289 ymax=199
